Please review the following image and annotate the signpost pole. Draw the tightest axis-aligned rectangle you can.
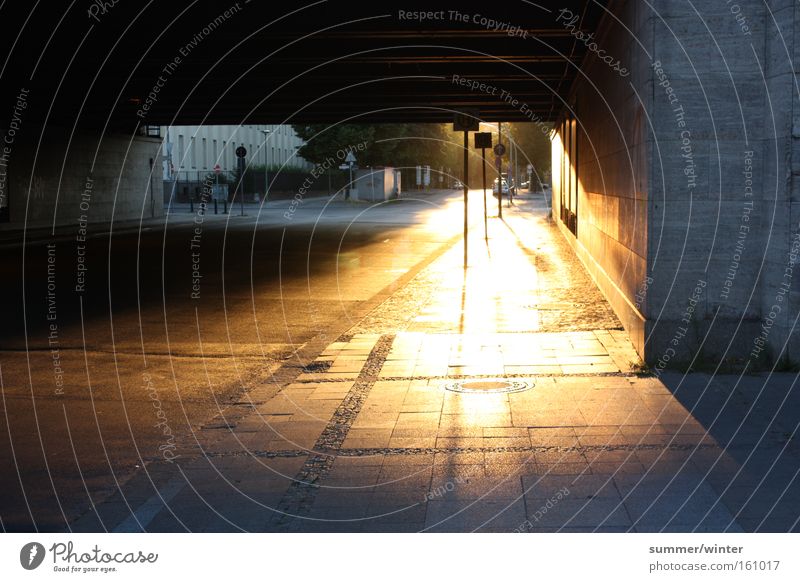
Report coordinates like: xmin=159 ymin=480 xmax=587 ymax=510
xmin=482 ymin=147 xmax=488 ymax=242
xmin=463 ymin=130 xmax=468 ymax=269
xmin=234 ymin=144 xmax=248 ymax=216
xmin=497 ymin=122 xmax=503 ymax=219
xmin=239 ymin=157 xmax=245 ymax=216
xmin=453 ymin=110 xmax=478 ymax=269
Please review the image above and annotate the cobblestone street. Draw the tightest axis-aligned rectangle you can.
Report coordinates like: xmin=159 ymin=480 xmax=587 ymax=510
xmin=67 ymin=193 xmax=800 ymax=533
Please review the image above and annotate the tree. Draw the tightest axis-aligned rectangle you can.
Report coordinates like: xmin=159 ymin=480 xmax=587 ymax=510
xmin=292 ymin=124 xmax=375 ymax=166
xmin=293 ymin=123 xmax=457 ymax=168
xmin=506 ymin=122 xmax=552 ymax=185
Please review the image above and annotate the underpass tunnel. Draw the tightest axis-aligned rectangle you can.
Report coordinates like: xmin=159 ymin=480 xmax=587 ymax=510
xmin=1 ymin=1 xmax=799 ymax=535
xmin=3 ymin=1 xmax=793 ymax=369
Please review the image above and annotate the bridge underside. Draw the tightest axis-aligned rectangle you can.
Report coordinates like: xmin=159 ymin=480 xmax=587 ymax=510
xmin=1 ymin=1 xmax=605 ymax=127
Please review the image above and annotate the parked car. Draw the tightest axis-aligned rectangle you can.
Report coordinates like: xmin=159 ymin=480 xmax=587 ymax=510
xmin=492 ymin=176 xmax=515 ymax=196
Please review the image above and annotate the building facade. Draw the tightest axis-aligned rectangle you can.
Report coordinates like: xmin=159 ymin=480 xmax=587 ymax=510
xmin=161 ymin=124 xmax=310 ymax=182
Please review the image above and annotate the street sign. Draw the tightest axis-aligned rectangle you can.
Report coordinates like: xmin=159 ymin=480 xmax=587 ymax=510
xmin=493 ymin=143 xmax=506 ymax=157
xmin=453 ymin=110 xmax=480 ymax=132
xmin=211 ymin=184 xmax=228 ymax=201
xmin=344 ymin=151 xmax=357 ymax=163
xmin=214 ymin=163 xmax=221 ymax=174
xmin=235 ymin=145 xmax=247 ymax=158
xmin=474 ymin=132 xmax=492 ymax=149
xmin=339 ymin=164 xmax=349 ymax=170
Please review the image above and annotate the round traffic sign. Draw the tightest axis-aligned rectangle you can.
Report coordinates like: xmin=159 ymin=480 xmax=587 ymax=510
xmin=493 ymin=143 xmax=506 ymax=157
xmin=214 ymin=164 xmax=221 ymax=173
xmin=235 ymin=145 xmax=247 ymax=158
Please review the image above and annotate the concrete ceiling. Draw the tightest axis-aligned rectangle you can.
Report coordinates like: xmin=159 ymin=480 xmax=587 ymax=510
xmin=0 ymin=1 xmax=608 ymax=128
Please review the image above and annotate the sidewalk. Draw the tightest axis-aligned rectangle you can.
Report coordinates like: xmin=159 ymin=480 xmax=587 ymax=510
xmin=71 ymin=192 xmax=800 ymax=532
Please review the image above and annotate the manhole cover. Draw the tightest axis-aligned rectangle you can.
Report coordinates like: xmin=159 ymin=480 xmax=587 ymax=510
xmin=444 ymin=378 xmax=534 ymax=393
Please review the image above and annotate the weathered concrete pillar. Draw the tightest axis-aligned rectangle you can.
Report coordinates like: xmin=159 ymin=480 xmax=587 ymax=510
xmin=0 ymin=125 xmax=163 ymax=231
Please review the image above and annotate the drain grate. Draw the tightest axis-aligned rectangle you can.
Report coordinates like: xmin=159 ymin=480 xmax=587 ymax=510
xmin=443 ymin=378 xmax=534 ymax=394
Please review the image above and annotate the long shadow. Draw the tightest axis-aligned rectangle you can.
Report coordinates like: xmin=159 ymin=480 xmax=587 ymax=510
xmin=658 ymin=372 xmax=800 ymax=532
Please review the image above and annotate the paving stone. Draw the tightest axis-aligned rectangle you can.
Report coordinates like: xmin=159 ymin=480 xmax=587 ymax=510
xmin=91 ymin=197 xmax=798 ymax=533
xmin=424 ymin=499 xmax=527 ymax=532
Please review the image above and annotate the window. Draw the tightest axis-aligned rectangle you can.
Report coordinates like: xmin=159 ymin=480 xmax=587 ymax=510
xmin=202 ymin=138 xmax=207 ymax=169
xmin=178 ymin=134 xmax=185 ymax=168
xmin=212 ymin=139 xmax=218 ymax=165
xmin=190 ymin=136 xmax=196 ymax=168
xmin=222 ymin=140 xmax=227 ymax=168
xmin=559 ymin=115 xmax=578 ymax=236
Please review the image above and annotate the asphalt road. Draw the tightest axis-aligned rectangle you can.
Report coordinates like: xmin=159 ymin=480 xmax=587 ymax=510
xmin=0 ymin=189 xmax=477 ymax=530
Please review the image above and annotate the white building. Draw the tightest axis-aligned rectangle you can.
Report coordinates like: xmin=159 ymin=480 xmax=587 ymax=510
xmin=161 ymin=124 xmax=310 ymax=180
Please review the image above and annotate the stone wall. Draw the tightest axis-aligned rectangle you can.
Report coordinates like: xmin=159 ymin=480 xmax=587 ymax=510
xmin=552 ymin=0 xmax=653 ymax=357
xmin=553 ymin=0 xmax=799 ymax=368
xmin=0 ymin=127 xmax=163 ymax=231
